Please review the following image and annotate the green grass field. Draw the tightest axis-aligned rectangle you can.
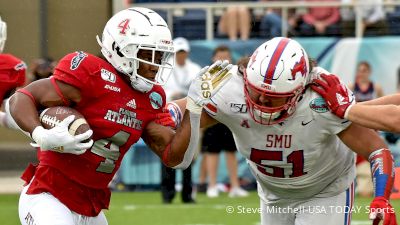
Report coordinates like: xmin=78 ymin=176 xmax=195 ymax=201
xmin=1 ymin=191 xmax=399 ymax=225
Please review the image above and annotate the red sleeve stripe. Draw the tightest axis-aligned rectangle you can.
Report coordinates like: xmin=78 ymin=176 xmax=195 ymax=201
xmin=16 ymin=89 xmax=37 ymax=106
xmin=264 ymin=38 xmax=290 ymax=85
xmin=205 ymin=103 xmax=217 ymax=114
xmin=50 ymin=77 xmax=70 ymax=106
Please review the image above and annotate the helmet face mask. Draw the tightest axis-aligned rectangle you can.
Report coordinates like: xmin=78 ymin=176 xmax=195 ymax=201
xmin=97 ymin=7 xmax=175 ymax=92
xmin=0 ymin=16 xmax=7 ymax=53
xmin=244 ymin=37 xmax=310 ymax=125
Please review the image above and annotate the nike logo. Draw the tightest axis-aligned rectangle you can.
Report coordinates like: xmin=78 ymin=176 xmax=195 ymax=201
xmin=341 ymin=120 xmax=350 ymax=124
xmin=301 ymin=120 xmax=313 ymax=126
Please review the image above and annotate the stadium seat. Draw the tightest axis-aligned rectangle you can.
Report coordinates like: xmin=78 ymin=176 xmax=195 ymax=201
xmin=173 ymin=9 xmax=206 ymax=40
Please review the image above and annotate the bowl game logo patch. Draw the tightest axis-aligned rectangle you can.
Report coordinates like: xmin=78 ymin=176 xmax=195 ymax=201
xmin=309 ymin=97 xmax=329 ymax=113
xmin=149 ymin=92 xmax=163 ymax=109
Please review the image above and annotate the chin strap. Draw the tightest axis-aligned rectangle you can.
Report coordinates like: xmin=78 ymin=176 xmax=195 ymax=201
xmin=369 ymin=148 xmax=395 ymax=199
xmin=130 ymin=74 xmax=153 ymax=93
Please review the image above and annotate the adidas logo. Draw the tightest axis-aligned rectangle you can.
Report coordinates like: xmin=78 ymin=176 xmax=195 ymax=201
xmin=126 ymin=99 xmax=136 ymax=109
xmin=336 ymin=93 xmax=348 ymax=105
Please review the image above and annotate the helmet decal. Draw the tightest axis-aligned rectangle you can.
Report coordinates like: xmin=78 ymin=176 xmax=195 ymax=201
xmin=264 ymin=38 xmax=290 ymax=84
xmin=117 ymin=19 xmax=130 ymax=35
xmin=290 ymin=50 xmax=308 ymax=80
xmin=248 ymin=49 xmax=258 ymax=68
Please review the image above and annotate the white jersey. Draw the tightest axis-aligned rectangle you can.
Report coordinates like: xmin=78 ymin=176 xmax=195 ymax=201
xmin=204 ymin=66 xmax=356 ymax=201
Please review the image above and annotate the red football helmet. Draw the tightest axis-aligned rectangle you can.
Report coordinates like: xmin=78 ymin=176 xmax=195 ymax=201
xmin=244 ymin=37 xmax=310 ymax=125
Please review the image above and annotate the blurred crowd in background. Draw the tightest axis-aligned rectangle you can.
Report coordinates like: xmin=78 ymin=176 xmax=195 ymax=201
xmin=126 ymin=0 xmax=397 ymax=41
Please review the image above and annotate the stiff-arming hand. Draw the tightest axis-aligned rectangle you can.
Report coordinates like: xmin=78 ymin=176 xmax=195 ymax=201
xmin=187 ymin=60 xmax=233 ymax=114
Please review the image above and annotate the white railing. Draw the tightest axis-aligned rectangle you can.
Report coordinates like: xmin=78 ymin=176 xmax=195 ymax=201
xmin=114 ymin=1 xmax=400 ymax=39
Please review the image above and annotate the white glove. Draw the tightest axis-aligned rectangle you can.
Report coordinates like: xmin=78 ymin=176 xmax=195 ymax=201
xmin=187 ymin=60 xmax=233 ymax=114
xmin=31 ymin=115 xmax=93 ymax=155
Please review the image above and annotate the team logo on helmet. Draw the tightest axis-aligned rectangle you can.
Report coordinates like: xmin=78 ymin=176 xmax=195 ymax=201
xmin=290 ymin=51 xmax=308 ymax=80
xmin=149 ymin=92 xmax=163 ymax=109
xmin=248 ymin=49 xmax=259 ymax=68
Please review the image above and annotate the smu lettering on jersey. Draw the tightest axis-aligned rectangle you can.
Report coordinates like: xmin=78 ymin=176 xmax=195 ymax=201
xmin=0 ymin=54 xmax=26 ymax=101
xmin=204 ymin=67 xmax=355 ymax=201
xmin=24 ymin=51 xmax=165 ymax=216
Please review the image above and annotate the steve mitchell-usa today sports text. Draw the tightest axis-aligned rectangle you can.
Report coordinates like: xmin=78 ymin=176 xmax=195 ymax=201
xmin=226 ymin=205 xmax=395 ymax=214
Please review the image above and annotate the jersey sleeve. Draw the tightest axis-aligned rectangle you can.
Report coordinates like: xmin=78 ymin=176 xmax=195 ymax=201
xmin=204 ymin=92 xmax=229 ymax=123
xmin=0 ymin=54 xmax=26 ymax=85
xmin=204 ymin=68 xmax=240 ymax=122
xmin=0 ymin=54 xmax=27 ymax=101
xmin=52 ymin=51 xmax=96 ymax=90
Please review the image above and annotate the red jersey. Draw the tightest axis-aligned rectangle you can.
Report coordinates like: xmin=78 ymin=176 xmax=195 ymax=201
xmin=0 ymin=54 xmax=26 ymax=101
xmin=23 ymin=51 xmax=166 ymax=216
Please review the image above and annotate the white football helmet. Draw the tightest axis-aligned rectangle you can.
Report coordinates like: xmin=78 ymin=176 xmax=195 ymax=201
xmin=97 ymin=7 xmax=175 ymax=93
xmin=244 ymin=37 xmax=310 ymax=125
xmin=0 ymin=16 xmax=7 ymax=53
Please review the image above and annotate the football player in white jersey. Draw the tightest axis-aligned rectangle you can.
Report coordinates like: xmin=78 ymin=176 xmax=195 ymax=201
xmin=169 ymin=37 xmax=397 ymax=225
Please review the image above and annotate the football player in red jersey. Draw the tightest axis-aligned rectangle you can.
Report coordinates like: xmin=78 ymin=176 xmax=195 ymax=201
xmin=5 ymin=8 xmax=232 ymax=225
xmin=0 ymin=16 xmax=27 ymax=127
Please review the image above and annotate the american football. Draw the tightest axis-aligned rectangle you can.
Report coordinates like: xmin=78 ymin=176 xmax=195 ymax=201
xmin=39 ymin=106 xmax=91 ymax=137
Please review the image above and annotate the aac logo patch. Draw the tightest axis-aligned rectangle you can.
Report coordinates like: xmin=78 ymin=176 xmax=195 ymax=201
xmin=309 ymin=97 xmax=329 ymax=113
xmin=70 ymin=51 xmax=87 ymax=70
xmin=149 ymin=92 xmax=163 ymax=109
